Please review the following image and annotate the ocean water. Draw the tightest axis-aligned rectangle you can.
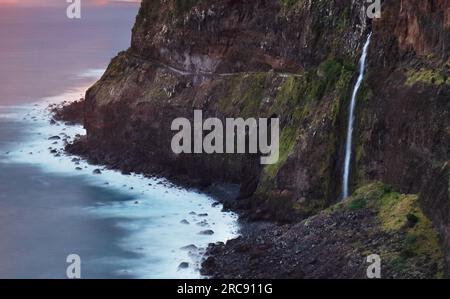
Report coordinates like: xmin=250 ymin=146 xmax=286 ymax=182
xmin=0 ymin=3 xmax=137 ymax=105
xmin=0 ymin=4 xmax=238 ymax=278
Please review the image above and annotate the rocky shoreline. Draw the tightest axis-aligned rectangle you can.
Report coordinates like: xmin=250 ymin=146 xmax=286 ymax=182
xmin=54 ymin=100 xmax=268 ymax=220
xmin=53 ymin=101 xmax=445 ymax=279
xmin=200 ymin=182 xmax=445 ymax=279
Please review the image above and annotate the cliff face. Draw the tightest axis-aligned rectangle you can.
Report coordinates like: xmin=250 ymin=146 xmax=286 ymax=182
xmin=361 ymin=0 xmax=450 ymax=267
xmin=83 ymin=0 xmax=370 ymax=219
xmin=78 ymin=0 xmax=449 ymax=270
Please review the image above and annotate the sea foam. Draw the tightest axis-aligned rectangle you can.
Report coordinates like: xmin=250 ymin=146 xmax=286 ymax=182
xmin=3 ymin=83 xmax=239 ymax=278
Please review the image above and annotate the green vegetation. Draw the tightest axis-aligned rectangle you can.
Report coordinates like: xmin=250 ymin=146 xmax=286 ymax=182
xmin=264 ymin=126 xmax=297 ymax=178
xmin=280 ymin=0 xmax=298 ymax=9
xmin=238 ymin=74 xmax=267 ymax=117
xmin=250 ymin=57 xmax=356 ymax=219
xmin=348 ymin=196 xmax=367 ymax=210
xmin=405 ymin=68 xmax=450 ymax=86
xmin=271 ymin=76 xmax=305 ymax=114
xmin=218 ymin=73 xmax=267 ymax=118
xmin=214 ymin=56 xmax=356 ymax=220
xmin=340 ymin=182 xmax=445 ymax=277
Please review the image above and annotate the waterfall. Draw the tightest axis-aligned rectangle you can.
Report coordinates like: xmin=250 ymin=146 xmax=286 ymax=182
xmin=342 ymin=33 xmax=372 ymax=200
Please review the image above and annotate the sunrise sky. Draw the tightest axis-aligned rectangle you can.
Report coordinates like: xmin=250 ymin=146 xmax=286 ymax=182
xmin=0 ymin=0 xmax=140 ymax=6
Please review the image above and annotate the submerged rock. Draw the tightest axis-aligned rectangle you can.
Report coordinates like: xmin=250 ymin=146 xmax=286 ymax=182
xmin=197 ymin=220 xmax=209 ymax=227
xmin=181 ymin=244 xmax=198 ymax=251
xmin=199 ymin=230 xmax=214 ymax=235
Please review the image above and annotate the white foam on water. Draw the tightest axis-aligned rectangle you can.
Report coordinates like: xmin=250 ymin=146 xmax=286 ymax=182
xmin=0 ymin=105 xmax=31 ymax=119
xmin=4 ymin=83 xmax=239 ymax=279
xmin=0 ymin=113 xmax=21 ymax=119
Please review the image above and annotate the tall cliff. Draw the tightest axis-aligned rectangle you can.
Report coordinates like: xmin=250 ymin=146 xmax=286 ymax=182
xmin=74 ymin=0 xmax=450 ymax=273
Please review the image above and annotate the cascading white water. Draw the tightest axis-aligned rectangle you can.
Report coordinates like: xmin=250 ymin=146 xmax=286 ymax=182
xmin=342 ymin=33 xmax=372 ymax=200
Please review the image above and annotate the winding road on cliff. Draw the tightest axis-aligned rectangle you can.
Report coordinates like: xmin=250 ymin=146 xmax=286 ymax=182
xmin=130 ymin=54 xmax=304 ymax=79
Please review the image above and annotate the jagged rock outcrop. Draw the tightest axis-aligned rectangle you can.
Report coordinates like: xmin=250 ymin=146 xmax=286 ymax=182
xmin=69 ymin=0 xmax=450 ymax=275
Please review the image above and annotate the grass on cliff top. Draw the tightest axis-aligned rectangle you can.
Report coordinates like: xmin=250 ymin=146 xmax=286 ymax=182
xmin=328 ymin=182 xmax=445 ymax=277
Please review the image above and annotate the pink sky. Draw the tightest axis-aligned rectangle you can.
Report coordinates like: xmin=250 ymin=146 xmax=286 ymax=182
xmin=0 ymin=0 xmax=140 ymax=6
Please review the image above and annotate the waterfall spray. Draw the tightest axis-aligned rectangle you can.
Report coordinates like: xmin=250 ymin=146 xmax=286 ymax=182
xmin=342 ymin=33 xmax=372 ymax=200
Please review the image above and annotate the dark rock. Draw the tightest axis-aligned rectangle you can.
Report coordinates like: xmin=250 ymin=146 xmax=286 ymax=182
xmin=51 ymin=99 xmax=84 ymax=125
xmin=197 ymin=220 xmax=209 ymax=227
xmin=199 ymin=230 xmax=214 ymax=235
xmin=181 ymin=245 xmax=198 ymax=251
xmin=406 ymin=214 xmax=419 ymax=228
